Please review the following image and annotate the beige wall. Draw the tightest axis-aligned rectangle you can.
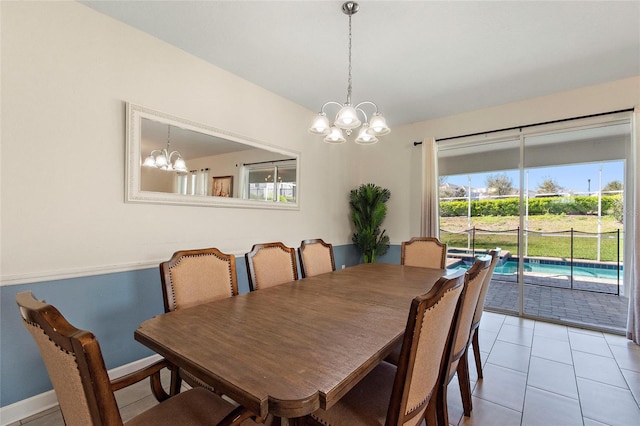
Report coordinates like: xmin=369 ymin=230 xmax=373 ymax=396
xmin=375 ymin=76 xmax=640 ymax=239
xmin=0 ymin=1 xmax=353 ymax=284
xmin=3 ymin=1 xmax=638 ymax=284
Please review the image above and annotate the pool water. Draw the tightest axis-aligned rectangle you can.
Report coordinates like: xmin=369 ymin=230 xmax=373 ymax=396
xmin=452 ymin=260 xmax=621 ymax=280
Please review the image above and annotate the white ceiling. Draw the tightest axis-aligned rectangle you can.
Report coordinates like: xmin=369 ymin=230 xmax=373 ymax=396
xmin=82 ymin=1 xmax=640 ymax=127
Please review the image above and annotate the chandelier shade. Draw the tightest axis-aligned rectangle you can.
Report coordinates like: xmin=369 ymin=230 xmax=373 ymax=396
xmin=324 ymin=127 xmax=347 ymax=144
xmin=309 ymin=2 xmax=390 ymax=144
xmin=142 ymin=124 xmax=188 ymax=172
xmin=309 ymin=113 xmax=331 ymax=135
xmin=367 ymin=113 xmax=391 ymax=136
xmin=334 ymin=105 xmax=361 ymax=129
xmin=355 ymin=124 xmax=378 ymax=145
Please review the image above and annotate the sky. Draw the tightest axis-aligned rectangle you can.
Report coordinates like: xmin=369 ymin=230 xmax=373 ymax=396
xmin=445 ymin=160 xmax=624 ymax=195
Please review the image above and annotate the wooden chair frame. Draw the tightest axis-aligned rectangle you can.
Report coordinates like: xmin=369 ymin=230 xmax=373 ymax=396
xmin=245 ymin=242 xmax=298 ymax=291
xmin=298 ymin=238 xmax=336 ymax=278
xmin=470 ymin=250 xmax=500 ymax=379
xmin=386 ymin=271 xmax=465 ymax=426
xmin=16 ymin=291 xmax=253 ymax=426
xmin=437 ymin=256 xmax=492 ymax=425
xmin=160 ymin=247 xmax=238 ymax=313
xmin=160 ymin=247 xmax=239 ymax=394
xmin=401 ymin=237 xmax=447 ymax=269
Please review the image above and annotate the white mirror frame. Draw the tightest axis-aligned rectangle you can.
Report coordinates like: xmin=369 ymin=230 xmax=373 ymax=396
xmin=126 ymin=102 xmax=300 ymax=209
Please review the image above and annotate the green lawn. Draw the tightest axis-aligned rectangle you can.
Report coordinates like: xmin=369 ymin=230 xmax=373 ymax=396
xmin=440 ymin=215 xmax=623 ymax=262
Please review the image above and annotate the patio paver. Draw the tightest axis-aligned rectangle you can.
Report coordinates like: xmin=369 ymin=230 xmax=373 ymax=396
xmin=484 ymin=277 xmax=628 ymax=332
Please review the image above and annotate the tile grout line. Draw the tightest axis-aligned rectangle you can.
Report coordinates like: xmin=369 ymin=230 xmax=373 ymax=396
xmin=518 ymin=318 xmax=536 ymax=426
xmin=566 ymin=326 xmax=586 ymax=424
xmin=605 ymin=338 xmax=640 ymax=408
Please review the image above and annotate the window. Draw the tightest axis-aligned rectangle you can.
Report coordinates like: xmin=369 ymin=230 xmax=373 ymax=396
xmin=242 ymin=160 xmax=297 ymax=203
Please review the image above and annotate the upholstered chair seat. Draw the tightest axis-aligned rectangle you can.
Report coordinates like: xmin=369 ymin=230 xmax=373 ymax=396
xmin=126 ymin=387 xmax=245 ymax=426
xmin=308 ymin=361 xmax=396 ymax=425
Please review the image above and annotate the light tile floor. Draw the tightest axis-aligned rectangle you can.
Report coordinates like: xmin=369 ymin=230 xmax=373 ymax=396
xmin=447 ymin=312 xmax=640 ymax=426
xmin=12 ymin=312 xmax=640 ymax=426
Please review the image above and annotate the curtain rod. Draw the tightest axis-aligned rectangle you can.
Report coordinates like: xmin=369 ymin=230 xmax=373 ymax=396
xmin=412 ymin=108 xmax=634 ymax=146
xmin=242 ymin=158 xmax=296 ymax=166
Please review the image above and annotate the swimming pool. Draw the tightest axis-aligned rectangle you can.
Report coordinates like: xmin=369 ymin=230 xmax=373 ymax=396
xmin=451 ymin=259 xmax=622 ymax=280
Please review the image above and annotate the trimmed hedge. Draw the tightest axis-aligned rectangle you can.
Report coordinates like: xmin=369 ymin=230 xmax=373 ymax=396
xmin=440 ymin=195 xmax=619 ymax=217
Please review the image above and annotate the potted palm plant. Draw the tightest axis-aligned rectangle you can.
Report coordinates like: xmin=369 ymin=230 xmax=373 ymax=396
xmin=349 ymin=183 xmax=391 ymax=263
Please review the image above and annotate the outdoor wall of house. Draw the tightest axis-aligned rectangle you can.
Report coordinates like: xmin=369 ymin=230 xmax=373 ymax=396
xmin=0 ymin=1 xmax=363 ymax=414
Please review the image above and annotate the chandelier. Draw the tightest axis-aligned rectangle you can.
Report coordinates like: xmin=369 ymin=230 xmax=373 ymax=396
xmin=142 ymin=124 xmax=188 ymax=172
xmin=309 ymin=1 xmax=390 ymax=145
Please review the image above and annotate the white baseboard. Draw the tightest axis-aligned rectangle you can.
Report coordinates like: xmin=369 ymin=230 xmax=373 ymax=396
xmin=0 ymin=354 xmax=162 ymax=426
xmin=0 ymin=390 xmax=59 ymax=426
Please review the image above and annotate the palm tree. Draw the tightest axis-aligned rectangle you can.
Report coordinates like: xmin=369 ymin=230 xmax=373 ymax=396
xmin=349 ymin=183 xmax=391 ymax=263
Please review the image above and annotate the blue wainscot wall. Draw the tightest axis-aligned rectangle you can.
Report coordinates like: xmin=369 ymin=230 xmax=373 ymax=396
xmin=0 ymin=244 xmax=401 ymax=409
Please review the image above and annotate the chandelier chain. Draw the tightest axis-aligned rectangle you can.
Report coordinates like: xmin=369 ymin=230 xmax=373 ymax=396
xmin=308 ymin=1 xmax=390 ymax=144
xmin=142 ymin=123 xmax=188 ymax=172
xmin=347 ymin=12 xmax=352 ymax=105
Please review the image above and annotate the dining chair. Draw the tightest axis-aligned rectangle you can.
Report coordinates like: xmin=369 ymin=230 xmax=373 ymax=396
xmin=160 ymin=247 xmax=239 ymax=394
xmin=303 ymin=270 xmax=465 ymax=426
xmin=384 ymin=236 xmax=448 ymax=366
xmin=436 ymin=256 xmax=492 ymax=425
xmin=245 ymin=242 xmax=298 ymax=291
xmin=298 ymin=238 xmax=336 ymax=278
xmin=401 ymin=237 xmax=447 ymax=269
xmin=160 ymin=247 xmax=239 ymax=312
xmin=469 ymin=250 xmax=500 ymax=379
xmin=16 ymin=291 xmax=255 ymax=426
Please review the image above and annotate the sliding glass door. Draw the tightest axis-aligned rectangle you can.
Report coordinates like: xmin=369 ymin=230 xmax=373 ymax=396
xmin=439 ymin=136 xmax=521 ymax=316
xmin=437 ymin=113 xmax=631 ymax=331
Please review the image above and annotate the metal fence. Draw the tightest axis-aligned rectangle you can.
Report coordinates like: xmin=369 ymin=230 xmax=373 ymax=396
xmin=440 ymin=227 xmax=622 ymax=295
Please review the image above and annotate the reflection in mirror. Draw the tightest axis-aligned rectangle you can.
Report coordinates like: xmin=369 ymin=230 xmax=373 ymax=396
xmin=126 ymin=103 xmax=300 ymax=209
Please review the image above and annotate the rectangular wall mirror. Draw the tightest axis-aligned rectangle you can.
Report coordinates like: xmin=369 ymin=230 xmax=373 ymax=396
xmin=126 ymin=103 xmax=300 ymax=209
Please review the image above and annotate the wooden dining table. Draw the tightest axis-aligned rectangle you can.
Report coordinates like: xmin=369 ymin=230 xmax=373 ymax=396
xmin=134 ymin=262 xmax=447 ymax=423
